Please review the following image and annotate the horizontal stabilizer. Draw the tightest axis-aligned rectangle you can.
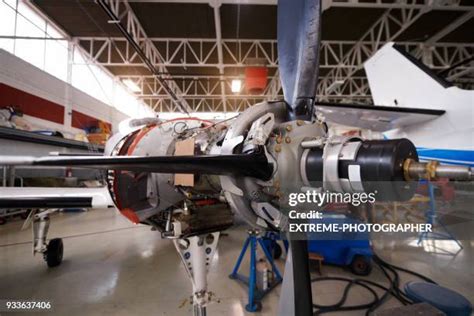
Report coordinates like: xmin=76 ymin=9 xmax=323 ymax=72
xmin=316 ymin=102 xmax=445 ymax=132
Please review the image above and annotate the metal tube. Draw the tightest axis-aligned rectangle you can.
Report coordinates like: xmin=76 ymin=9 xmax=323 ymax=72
xmin=8 ymin=166 xmax=15 ymax=187
xmin=406 ymin=159 xmax=473 ymax=181
xmin=435 ymin=164 xmax=473 ymax=181
xmin=406 ymin=161 xmax=428 ymax=179
xmin=193 ymin=305 xmax=206 ymax=316
xmin=2 ymin=166 xmax=6 ymax=187
xmin=211 ymin=1 xmax=228 ymax=112
xmin=301 ymin=139 xmax=324 ymax=148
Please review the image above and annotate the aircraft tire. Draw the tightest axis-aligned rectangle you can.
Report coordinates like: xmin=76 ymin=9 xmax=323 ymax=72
xmin=44 ymin=238 xmax=63 ymax=268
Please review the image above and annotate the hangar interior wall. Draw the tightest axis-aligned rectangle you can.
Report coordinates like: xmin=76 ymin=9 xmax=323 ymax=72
xmin=0 ymin=49 xmax=129 ymax=137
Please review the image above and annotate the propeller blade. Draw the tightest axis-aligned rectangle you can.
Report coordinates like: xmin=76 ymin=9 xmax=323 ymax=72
xmin=0 ymin=148 xmax=273 ymax=181
xmin=278 ymin=0 xmax=322 ymax=121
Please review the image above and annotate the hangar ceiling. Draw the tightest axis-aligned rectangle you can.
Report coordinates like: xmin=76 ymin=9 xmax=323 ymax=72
xmin=30 ymin=0 xmax=474 ymax=113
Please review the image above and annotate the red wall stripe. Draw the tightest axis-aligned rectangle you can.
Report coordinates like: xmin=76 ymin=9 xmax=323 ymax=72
xmin=0 ymin=83 xmax=112 ymax=131
xmin=71 ymin=110 xmax=111 ymax=131
xmin=0 ymin=83 xmax=64 ymax=124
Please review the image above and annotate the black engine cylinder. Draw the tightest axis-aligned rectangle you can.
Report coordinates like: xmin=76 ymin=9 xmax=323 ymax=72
xmin=304 ymin=138 xmax=418 ymax=201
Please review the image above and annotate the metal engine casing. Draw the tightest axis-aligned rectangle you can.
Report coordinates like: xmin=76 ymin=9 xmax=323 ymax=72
xmin=102 ymin=102 xmax=330 ymax=234
xmin=102 ymin=101 xmax=418 ymax=236
xmin=220 ymin=101 xmax=328 ymax=230
xmin=105 ymin=118 xmax=232 ymax=237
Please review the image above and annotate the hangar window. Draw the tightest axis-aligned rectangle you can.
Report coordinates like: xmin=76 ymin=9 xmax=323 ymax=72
xmin=0 ymin=0 xmax=17 ymax=53
xmin=72 ymin=49 xmax=114 ymax=105
xmin=15 ymin=2 xmax=47 ymax=71
xmin=0 ymin=0 xmax=154 ymax=118
xmin=0 ymin=1 xmax=69 ymax=81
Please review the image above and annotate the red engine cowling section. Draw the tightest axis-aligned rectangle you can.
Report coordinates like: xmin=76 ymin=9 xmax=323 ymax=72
xmin=106 ymin=118 xmax=215 ymax=224
xmin=107 ymin=128 xmax=145 ymax=224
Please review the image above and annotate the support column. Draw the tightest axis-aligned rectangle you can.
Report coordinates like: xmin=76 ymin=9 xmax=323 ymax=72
xmin=64 ymin=41 xmax=74 ymax=128
xmin=210 ymin=0 xmax=228 ymax=113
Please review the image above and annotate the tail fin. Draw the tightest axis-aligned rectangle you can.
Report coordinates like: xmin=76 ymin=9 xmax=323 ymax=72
xmin=364 ymin=43 xmax=452 ymax=110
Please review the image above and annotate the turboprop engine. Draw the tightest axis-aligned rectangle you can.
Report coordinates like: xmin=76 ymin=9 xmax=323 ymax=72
xmin=98 ymin=100 xmax=433 ymax=241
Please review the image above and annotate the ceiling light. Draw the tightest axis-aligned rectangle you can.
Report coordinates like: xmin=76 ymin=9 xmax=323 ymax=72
xmin=231 ymin=79 xmax=242 ymax=93
xmin=123 ymin=79 xmax=141 ymax=93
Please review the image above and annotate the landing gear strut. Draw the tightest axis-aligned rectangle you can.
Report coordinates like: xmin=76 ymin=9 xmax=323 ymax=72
xmin=174 ymin=233 xmax=220 ymax=316
xmin=32 ymin=210 xmax=64 ymax=267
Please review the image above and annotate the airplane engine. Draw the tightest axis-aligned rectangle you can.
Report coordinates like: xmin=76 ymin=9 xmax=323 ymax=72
xmin=102 ymin=101 xmax=423 ymax=237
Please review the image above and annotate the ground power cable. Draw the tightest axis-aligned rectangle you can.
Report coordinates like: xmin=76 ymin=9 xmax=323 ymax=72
xmin=311 ymin=253 xmax=438 ymax=315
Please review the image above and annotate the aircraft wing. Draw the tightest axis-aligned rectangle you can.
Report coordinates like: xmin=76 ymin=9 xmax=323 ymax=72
xmin=0 ymin=187 xmax=113 ymax=209
xmin=316 ymin=102 xmax=445 ymax=132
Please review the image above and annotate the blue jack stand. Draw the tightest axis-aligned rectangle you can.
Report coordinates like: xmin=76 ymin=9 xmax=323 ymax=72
xmin=418 ymin=181 xmax=463 ymax=249
xmin=229 ymin=229 xmax=283 ymax=312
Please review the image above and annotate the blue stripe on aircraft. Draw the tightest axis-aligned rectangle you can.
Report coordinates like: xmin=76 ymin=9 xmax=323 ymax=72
xmin=416 ymin=147 xmax=474 ymax=167
xmin=382 ymin=134 xmax=473 ymax=166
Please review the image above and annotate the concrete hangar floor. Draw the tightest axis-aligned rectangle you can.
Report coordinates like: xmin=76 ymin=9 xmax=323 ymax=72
xmin=0 ymin=208 xmax=473 ymax=316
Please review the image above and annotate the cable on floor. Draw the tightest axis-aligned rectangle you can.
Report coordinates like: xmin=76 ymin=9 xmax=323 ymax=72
xmin=311 ymin=253 xmax=437 ymax=315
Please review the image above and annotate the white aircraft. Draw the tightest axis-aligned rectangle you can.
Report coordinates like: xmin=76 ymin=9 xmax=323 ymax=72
xmin=317 ymin=42 xmax=474 ymax=167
